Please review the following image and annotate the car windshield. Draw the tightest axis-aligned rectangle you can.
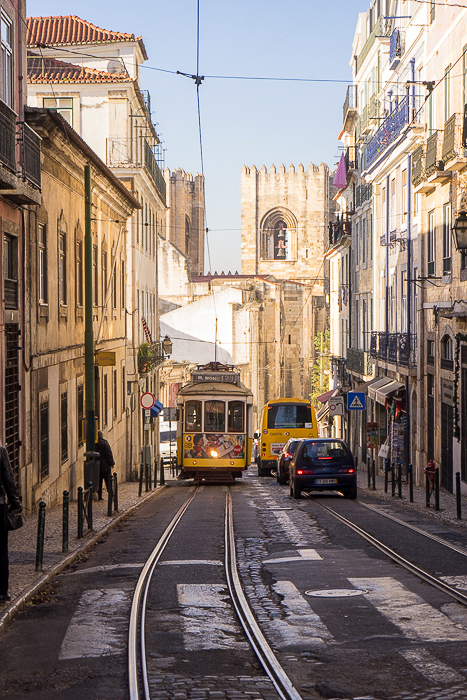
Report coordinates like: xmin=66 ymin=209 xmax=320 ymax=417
xmin=302 ymin=441 xmax=350 ymax=463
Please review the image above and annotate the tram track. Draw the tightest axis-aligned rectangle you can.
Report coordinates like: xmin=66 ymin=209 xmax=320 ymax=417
xmin=306 ymin=494 xmax=467 ymax=607
xmin=128 ymin=486 xmax=303 ymax=700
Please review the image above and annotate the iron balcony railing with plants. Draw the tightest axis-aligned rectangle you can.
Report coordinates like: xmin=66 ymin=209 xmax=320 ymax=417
xmin=329 ymin=213 xmax=352 ymax=246
xmin=370 ymin=331 xmax=417 ymax=367
xmin=363 ymin=96 xmax=409 ymax=170
xmin=425 ymin=131 xmax=440 ymax=176
xmin=346 ymin=347 xmax=372 ymax=376
xmin=138 ymin=342 xmax=164 ymax=374
xmin=107 ymin=136 xmax=166 ymax=204
xmin=412 ymin=144 xmax=424 ymax=186
xmin=20 ymin=122 xmax=41 ymax=188
xmin=331 ymin=356 xmax=351 ymax=388
xmin=442 ymin=113 xmax=466 ymax=164
xmin=0 ymin=99 xmax=17 ymax=174
xmin=356 ymin=183 xmax=372 ymax=208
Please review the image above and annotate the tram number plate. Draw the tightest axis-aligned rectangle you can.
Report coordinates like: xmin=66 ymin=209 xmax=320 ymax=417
xmin=314 ymin=478 xmax=337 ymax=484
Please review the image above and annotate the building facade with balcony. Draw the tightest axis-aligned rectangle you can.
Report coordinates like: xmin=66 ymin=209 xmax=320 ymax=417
xmin=0 ymin=0 xmax=42 ymax=504
xmin=26 ymin=15 xmax=204 ymax=472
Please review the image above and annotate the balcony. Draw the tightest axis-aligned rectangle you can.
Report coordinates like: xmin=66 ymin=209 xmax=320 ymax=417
xmin=361 ymin=105 xmax=371 ymax=135
xmin=363 ymin=97 xmax=409 ymax=170
xmin=344 ymin=146 xmax=358 ymax=171
xmin=0 ymin=100 xmax=17 ymax=188
xmin=369 ymin=94 xmax=379 ymax=124
xmin=370 ymin=332 xmax=417 ymax=367
xmin=356 ymin=183 xmax=372 ymax=208
xmin=425 ymin=131 xmax=440 ymax=176
xmin=329 ymin=213 xmax=352 ymax=246
xmin=389 ymin=28 xmax=403 ymax=70
xmin=20 ymin=122 xmax=41 ymax=188
xmin=356 ymin=16 xmax=392 ymax=74
xmin=411 ymin=144 xmax=424 ymax=186
xmin=331 ymin=356 xmax=351 ymax=388
xmin=342 ymin=85 xmax=358 ymax=134
xmin=442 ymin=113 xmax=467 ymax=171
xmin=107 ymin=137 xmax=166 ymax=205
xmin=346 ymin=347 xmax=372 ymax=376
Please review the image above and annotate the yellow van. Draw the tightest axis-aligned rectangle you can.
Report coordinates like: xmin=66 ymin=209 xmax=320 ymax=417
xmin=255 ymin=398 xmax=318 ymax=476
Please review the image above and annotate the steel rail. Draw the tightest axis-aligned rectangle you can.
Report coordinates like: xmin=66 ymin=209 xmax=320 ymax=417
xmin=310 ymin=498 xmax=467 ymax=607
xmin=224 ymin=490 xmax=303 ymax=700
xmin=128 ymin=488 xmax=198 ymax=700
xmin=360 ymin=501 xmax=467 ymax=558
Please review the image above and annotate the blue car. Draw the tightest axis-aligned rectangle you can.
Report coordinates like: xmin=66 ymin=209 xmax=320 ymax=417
xmin=289 ymin=438 xmax=357 ymax=500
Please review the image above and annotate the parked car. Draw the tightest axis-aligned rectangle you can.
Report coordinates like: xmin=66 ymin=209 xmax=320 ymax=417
xmin=276 ymin=439 xmax=302 ymax=485
xmin=289 ymin=438 xmax=357 ymax=500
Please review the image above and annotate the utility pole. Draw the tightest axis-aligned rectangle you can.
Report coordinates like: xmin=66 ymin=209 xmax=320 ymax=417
xmin=84 ymin=165 xmax=96 ymax=454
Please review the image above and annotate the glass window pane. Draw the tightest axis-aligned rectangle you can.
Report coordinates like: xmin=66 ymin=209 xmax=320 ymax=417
xmin=228 ymin=401 xmax=244 ymax=432
xmin=204 ymin=401 xmax=225 ymax=433
xmin=185 ymin=400 xmax=202 ymax=432
xmin=267 ymin=403 xmax=312 ymax=429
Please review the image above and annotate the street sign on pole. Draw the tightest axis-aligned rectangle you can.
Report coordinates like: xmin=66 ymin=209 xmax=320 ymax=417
xmin=347 ymin=392 xmax=366 ymax=411
xmin=329 ymin=396 xmax=344 ymax=416
xmin=140 ymin=392 xmax=155 ymax=409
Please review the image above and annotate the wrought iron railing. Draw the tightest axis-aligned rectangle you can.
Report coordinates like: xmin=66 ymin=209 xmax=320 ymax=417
xmin=346 ymin=347 xmax=372 ymax=376
xmin=0 ymin=99 xmax=16 ymax=173
xmin=107 ymin=137 xmax=166 ymax=204
xmin=20 ymin=122 xmax=41 ymax=188
xmin=370 ymin=331 xmax=417 ymax=366
xmin=329 ymin=213 xmax=352 ymax=246
xmin=138 ymin=342 xmax=164 ymax=374
xmin=343 ymin=85 xmax=357 ymax=125
xmin=389 ymin=28 xmax=403 ymax=67
xmin=344 ymin=145 xmax=358 ymax=171
xmin=332 ymin=356 xmax=351 ymax=387
xmin=363 ymin=96 xmax=409 ymax=169
xmin=356 ymin=183 xmax=372 ymax=208
xmin=425 ymin=131 xmax=439 ymax=176
xmin=442 ymin=113 xmax=465 ymax=164
xmin=356 ymin=16 xmax=392 ymax=74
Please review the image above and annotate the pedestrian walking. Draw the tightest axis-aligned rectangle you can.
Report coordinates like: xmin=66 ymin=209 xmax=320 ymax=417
xmin=0 ymin=444 xmax=22 ymax=603
xmin=96 ymin=431 xmax=115 ymax=500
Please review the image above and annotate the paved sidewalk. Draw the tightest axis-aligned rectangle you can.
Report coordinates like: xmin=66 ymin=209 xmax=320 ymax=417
xmin=0 ymin=468 xmax=178 ymax=633
xmin=357 ymin=463 xmax=467 ymax=527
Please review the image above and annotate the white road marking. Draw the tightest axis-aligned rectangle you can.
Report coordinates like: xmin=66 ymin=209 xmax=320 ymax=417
xmin=400 ymin=648 xmax=464 ymax=684
xmin=160 ymin=559 xmax=222 ymax=566
xmin=349 ymin=577 xmax=467 ymax=642
xmin=441 ymin=575 xmax=467 ymax=591
xmin=271 ymin=510 xmax=309 ymax=546
xmin=69 ymin=563 xmax=144 ymax=575
xmin=265 ymin=580 xmax=333 ymax=647
xmin=264 ymin=549 xmax=322 ymax=564
xmin=177 ymin=583 xmax=248 ymax=650
xmin=60 ymin=589 xmax=130 ymax=659
xmin=441 ymin=602 xmax=467 ymax=630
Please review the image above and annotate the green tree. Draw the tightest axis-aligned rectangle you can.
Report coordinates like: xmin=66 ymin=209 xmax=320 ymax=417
xmin=309 ymin=329 xmax=330 ymax=408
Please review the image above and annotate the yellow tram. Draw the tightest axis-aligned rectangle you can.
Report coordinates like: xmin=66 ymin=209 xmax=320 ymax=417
xmin=176 ymin=362 xmax=254 ymax=483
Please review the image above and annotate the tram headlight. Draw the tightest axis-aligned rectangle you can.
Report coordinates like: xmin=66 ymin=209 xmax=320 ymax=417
xmin=210 ymin=450 xmax=219 ymax=458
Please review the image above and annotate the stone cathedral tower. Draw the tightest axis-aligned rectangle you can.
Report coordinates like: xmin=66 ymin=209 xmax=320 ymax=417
xmin=241 ymin=162 xmax=333 ymax=283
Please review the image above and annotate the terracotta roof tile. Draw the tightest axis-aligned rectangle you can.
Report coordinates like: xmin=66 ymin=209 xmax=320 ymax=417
xmin=27 ymin=15 xmax=143 ymax=48
xmin=28 ymin=53 xmax=132 ymax=84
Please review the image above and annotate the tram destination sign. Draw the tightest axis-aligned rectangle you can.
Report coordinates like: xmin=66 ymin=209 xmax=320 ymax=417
xmin=192 ymin=371 xmax=239 ymax=383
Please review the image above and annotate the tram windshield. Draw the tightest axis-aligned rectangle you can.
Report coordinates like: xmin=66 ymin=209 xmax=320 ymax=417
xmin=267 ymin=403 xmax=313 ymax=429
xmin=205 ymin=401 xmax=225 ymax=432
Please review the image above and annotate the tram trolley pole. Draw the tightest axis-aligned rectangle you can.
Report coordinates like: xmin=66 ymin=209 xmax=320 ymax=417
xmin=35 ymin=501 xmax=46 ymax=572
xmin=62 ymin=490 xmax=69 ymax=553
xmin=456 ymin=471 xmax=462 ymax=520
xmin=408 ymin=464 xmax=414 ymax=503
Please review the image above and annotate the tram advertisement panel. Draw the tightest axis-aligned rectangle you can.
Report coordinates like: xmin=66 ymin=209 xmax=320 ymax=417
xmin=184 ymin=433 xmax=245 ymax=460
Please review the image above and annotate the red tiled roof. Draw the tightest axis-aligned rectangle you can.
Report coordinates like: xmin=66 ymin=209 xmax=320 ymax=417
xmin=28 ymin=53 xmax=132 ymax=84
xmin=27 ymin=15 xmax=142 ymax=46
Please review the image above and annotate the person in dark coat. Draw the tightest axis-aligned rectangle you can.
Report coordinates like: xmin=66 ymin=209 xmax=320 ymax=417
xmin=0 ymin=444 xmax=21 ymax=603
xmin=96 ymin=431 xmax=115 ymax=500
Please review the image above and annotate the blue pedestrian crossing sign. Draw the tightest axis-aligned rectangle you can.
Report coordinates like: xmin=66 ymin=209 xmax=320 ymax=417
xmin=347 ymin=392 xmax=365 ymax=410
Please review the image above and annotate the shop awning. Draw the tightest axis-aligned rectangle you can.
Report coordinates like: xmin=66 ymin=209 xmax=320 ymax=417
xmin=374 ymin=380 xmax=405 ymax=406
xmin=316 ymin=388 xmax=337 ymax=404
xmin=317 ymin=404 xmax=330 ymax=422
xmin=355 ymin=377 xmax=381 ymax=394
xmin=368 ymin=377 xmax=393 ymax=402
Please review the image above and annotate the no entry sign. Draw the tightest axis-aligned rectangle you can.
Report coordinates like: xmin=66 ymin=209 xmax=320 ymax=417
xmin=140 ymin=392 xmax=155 ymax=409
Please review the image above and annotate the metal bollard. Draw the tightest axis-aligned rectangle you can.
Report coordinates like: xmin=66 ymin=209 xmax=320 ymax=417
xmin=87 ymin=482 xmax=93 ymax=531
xmin=391 ymin=463 xmax=396 ymax=497
xmin=35 ymin=501 xmax=46 ymax=572
xmin=384 ymin=463 xmax=389 ymax=493
xmin=160 ymin=456 xmax=165 ymax=486
xmin=138 ymin=463 xmax=144 ymax=497
xmin=397 ymin=464 xmax=402 ymax=499
xmin=408 ymin=464 xmax=413 ymax=503
xmin=153 ymin=459 xmax=158 ymax=488
xmin=77 ymin=486 xmax=84 ymax=538
xmin=435 ymin=467 xmax=440 ymax=511
xmin=425 ymin=472 xmax=431 ymax=507
xmin=107 ymin=473 xmax=113 ymax=517
xmin=372 ymin=459 xmax=376 ymax=491
xmin=113 ymin=472 xmax=118 ymax=512
xmin=149 ymin=460 xmax=152 ymax=490
xmin=367 ymin=456 xmax=371 ymax=488
xmin=145 ymin=462 xmax=149 ymax=492
xmin=62 ymin=490 xmax=69 ymax=553
xmin=456 ymin=471 xmax=462 ymax=520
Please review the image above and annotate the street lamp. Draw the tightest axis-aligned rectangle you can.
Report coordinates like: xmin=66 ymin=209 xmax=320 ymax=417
xmin=162 ymin=335 xmax=173 ymax=356
xmin=452 ymin=210 xmax=467 ymax=250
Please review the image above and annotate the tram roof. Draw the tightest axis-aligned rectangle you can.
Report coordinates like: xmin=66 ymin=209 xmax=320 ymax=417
xmin=178 ymin=380 xmax=253 ymax=398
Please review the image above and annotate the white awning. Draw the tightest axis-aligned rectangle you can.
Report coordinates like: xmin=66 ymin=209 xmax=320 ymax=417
xmin=368 ymin=377 xmax=393 ymax=402
xmin=374 ymin=380 xmax=405 ymax=406
xmin=317 ymin=405 xmax=330 ymax=422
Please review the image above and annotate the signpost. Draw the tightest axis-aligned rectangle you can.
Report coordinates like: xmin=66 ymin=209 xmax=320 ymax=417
xmin=329 ymin=396 xmax=344 ymax=416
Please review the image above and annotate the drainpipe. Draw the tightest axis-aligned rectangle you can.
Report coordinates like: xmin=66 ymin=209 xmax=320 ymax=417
xmin=84 ymin=165 xmax=96 ymax=453
xmin=385 ymin=174 xmax=390 ymax=338
xmin=406 ymin=153 xmax=412 ymax=479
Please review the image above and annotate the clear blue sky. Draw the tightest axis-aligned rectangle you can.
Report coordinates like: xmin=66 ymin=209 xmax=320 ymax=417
xmin=27 ymin=0 xmax=370 ymax=273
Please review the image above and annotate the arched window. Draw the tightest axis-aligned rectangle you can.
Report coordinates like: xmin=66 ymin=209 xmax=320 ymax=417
xmin=441 ymin=334 xmax=454 ymax=371
xmin=261 ymin=209 xmax=296 ymax=261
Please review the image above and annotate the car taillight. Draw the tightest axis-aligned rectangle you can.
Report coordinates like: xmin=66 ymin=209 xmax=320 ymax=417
xmin=297 ymin=469 xmax=314 ymax=475
xmin=338 ymin=467 xmax=355 ymax=473
xmin=284 ymin=452 xmax=292 ymax=459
